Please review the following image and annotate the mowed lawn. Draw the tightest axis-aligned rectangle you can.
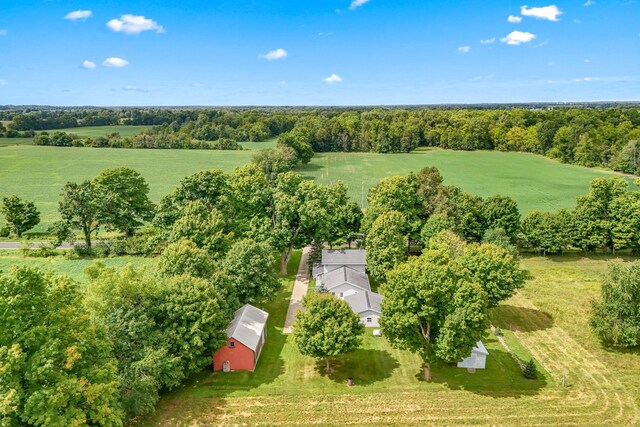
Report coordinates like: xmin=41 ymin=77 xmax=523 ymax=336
xmin=141 ymin=251 xmax=546 ymax=426
xmin=141 ymin=253 xmax=640 ymax=426
xmin=0 ymin=145 xmax=634 ymax=231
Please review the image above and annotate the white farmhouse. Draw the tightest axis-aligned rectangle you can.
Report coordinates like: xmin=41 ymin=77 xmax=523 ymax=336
xmin=457 ymin=341 xmax=489 ymax=373
xmin=343 ymin=290 xmax=383 ymax=327
xmin=316 ymin=266 xmax=371 ymax=297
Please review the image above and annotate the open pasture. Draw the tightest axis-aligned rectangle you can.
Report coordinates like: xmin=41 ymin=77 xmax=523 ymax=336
xmin=0 ymin=145 xmax=633 ymax=231
xmin=140 ymin=254 xmax=640 ymax=426
xmin=51 ymin=125 xmax=151 ymax=138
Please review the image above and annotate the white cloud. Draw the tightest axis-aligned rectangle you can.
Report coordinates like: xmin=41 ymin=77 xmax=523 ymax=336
xmin=0 ymin=79 xmax=7 ymax=87
xmin=584 ymin=0 xmax=596 ymax=6
xmin=323 ymin=74 xmax=343 ymax=84
xmin=318 ymin=32 xmax=333 ymax=36
xmin=521 ymin=5 xmax=563 ymax=21
xmin=261 ymin=48 xmax=288 ymax=60
xmin=103 ymin=57 xmax=129 ymax=67
xmin=501 ymin=30 xmax=536 ymax=45
xmin=507 ymin=15 xmax=523 ymax=23
xmin=458 ymin=46 xmax=471 ymax=53
xmin=64 ymin=10 xmax=92 ymax=21
xmin=107 ymin=14 xmax=164 ymax=34
xmin=480 ymin=37 xmax=496 ymax=44
xmin=575 ymin=77 xmax=599 ymax=82
xmin=349 ymin=0 xmax=371 ymax=11
xmin=0 ymin=29 xmax=7 ymax=36
xmin=82 ymin=60 xmax=96 ymax=69
xmin=276 ymin=80 xmax=287 ymax=86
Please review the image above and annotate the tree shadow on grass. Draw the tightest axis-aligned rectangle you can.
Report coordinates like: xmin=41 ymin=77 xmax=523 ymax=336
xmin=426 ymin=339 xmax=548 ymax=398
xmin=490 ymin=304 xmax=555 ymax=333
xmin=315 ymin=349 xmax=399 ymax=386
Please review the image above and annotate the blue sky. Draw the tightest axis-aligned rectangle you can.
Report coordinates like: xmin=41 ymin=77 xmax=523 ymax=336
xmin=0 ymin=0 xmax=638 ymax=106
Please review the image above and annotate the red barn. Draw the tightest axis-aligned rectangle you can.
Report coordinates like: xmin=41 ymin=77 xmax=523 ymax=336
xmin=213 ymin=304 xmax=269 ymax=372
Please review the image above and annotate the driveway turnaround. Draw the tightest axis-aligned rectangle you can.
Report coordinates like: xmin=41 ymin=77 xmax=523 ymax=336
xmin=283 ymin=246 xmax=311 ymax=334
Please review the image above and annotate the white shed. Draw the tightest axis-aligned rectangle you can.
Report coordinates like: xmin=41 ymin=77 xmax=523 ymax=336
xmin=457 ymin=341 xmax=489 ymax=373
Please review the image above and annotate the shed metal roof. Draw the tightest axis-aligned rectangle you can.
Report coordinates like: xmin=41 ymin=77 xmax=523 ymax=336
xmin=343 ymin=290 xmax=383 ymax=314
xmin=471 ymin=341 xmax=489 ymax=356
xmin=226 ymin=304 xmax=269 ymax=352
xmin=318 ymin=266 xmax=371 ymax=292
xmin=321 ymin=249 xmax=367 ymax=266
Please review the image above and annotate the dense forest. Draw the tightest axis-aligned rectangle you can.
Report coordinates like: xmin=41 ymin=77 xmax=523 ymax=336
xmin=2 ymin=106 xmax=640 ymax=175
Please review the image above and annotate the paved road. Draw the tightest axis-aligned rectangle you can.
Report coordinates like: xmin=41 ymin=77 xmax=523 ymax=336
xmin=0 ymin=241 xmax=83 ymax=250
xmin=283 ymin=246 xmax=311 ymax=334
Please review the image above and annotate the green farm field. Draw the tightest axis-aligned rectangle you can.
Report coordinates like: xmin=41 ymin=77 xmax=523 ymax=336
xmin=52 ymin=125 xmax=151 ymax=138
xmin=0 ymin=145 xmax=635 ymax=231
xmin=140 ymin=253 xmax=640 ymax=426
xmin=0 ymin=125 xmax=150 ymax=147
xmin=0 ymin=252 xmax=156 ymax=283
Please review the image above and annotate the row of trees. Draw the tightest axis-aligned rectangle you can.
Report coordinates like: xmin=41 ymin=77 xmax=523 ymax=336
xmin=34 ymin=131 xmax=244 ymax=150
xmin=360 ymin=167 xmax=522 ymax=281
xmin=521 ymin=177 xmax=640 ymax=254
xmin=8 ymin=106 xmax=640 ymax=175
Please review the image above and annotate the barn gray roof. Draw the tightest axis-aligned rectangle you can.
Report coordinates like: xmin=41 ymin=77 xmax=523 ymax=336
xmin=226 ymin=304 xmax=269 ymax=352
xmin=321 ymin=249 xmax=367 ymax=266
xmin=343 ymin=291 xmax=383 ymax=315
xmin=319 ymin=266 xmax=371 ymax=292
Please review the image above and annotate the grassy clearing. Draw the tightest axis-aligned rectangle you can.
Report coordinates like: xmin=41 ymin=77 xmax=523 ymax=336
xmin=51 ymin=125 xmax=150 ymax=138
xmin=0 ymin=252 xmax=156 ymax=283
xmin=0 ymin=137 xmax=33 ymax=146
xmin=1 ymin=146 xmax=635 ymax=231
xmin=139 ymin=254 xmax=640 ymax=426
xmin=238 ymin=138 xmax=277 ymax=150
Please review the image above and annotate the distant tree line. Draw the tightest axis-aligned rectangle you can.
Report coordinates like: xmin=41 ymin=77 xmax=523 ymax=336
xmin=9 ymin=106 xmax=639 ymax=175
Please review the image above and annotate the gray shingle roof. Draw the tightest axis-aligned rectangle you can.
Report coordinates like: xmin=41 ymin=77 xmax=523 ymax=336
xmin=321 ymin=249 xmax=367 ymax=266
xmin=318 ymin=266 xmax=371 ymax=292
xmin=343 ymin=291 xmax=383 ymax=314
xmin=226 ymin=304 xmax=269 ymax=352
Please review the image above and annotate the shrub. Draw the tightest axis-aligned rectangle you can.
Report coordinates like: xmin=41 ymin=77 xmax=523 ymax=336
xmin=523 ymin=358 xmax=538 ymax=379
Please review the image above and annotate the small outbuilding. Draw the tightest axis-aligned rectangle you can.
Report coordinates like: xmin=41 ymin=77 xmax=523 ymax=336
xmin=213 ymin=304 xmax=269 ymax=372
xmin=457 ymin=341 xmax=489 ymax=373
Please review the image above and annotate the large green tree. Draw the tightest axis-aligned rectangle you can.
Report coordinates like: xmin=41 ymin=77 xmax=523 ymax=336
xmin=58 ymin=181 xmax=100 ymax=248
xmin=591 ymin=261 xmax=640 ymax=348
xmin=481 ymin=195 xmax=520 ymax=240
xmin=85 ymin=263 xmax=182 ymax=419
xmin=0 ymin=266 xmax=123 ymax=426
xmin=91 ymin=167 xmax=155 ymax=236
xmin=361 ymin=174 xmax=422 ymax=238
xmin=158 ymin=239 xmax=215 ymax=279
xmin=380 ymin=245 xmax=488 ymax=381
xmin=366 ymin=210 xmax=408 ymax=282
xmin=268 ymin=172 xmax=334 ymax=275
xmin=0 ymin=196 xmax=40 ymax=238
xmin=222 ymin=238 xmax=281 ymax=304
xmin=293 ymin=293 xmax=364 ymax=372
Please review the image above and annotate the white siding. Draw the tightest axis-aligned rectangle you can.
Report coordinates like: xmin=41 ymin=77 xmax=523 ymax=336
xmin=358 ymin=310 xmax=380 ymax=327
